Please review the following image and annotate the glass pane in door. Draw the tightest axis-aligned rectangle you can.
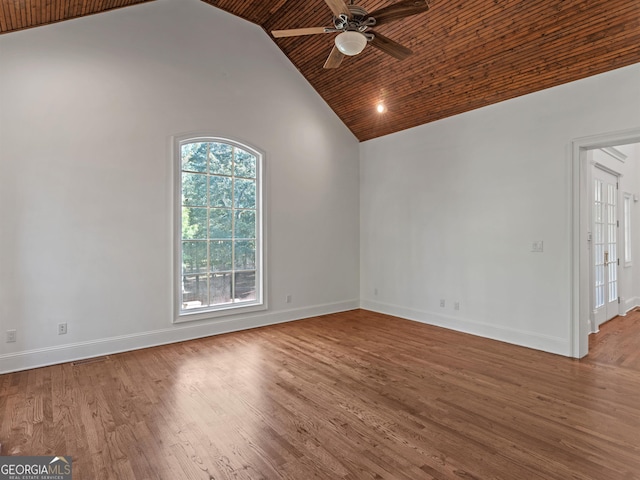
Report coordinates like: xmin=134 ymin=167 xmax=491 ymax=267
xmin=594 ymin=179 xmax=605 ymax=308
xmin=607 ymin=183 xmax=617 ymax=302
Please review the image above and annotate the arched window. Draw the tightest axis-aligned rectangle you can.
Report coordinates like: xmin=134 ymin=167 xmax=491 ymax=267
xmin=174 ymin=136 xmax=264 ymax=322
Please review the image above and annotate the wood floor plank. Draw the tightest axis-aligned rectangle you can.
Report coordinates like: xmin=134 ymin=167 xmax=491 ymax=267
xmin=1 ymin=309 xmax=640 ymax=479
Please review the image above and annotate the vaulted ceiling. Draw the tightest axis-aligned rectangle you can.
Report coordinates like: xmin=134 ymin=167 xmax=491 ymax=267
xmin=1 ymin=0 xmax=639 ymax=141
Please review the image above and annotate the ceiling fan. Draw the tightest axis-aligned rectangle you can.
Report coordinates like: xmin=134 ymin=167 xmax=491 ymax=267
xmin=272 ymin=0 xmax=430 ymax=69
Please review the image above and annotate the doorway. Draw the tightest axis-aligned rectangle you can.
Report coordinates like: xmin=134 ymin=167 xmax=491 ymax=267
xmin=572 ymin=128 xmax=640 ymax=358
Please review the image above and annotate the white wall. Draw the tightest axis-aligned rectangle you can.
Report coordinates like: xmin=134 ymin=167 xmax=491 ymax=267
xmin=631 ymin=144 xmax=640 ymax=308
xmin=0 ymin=0 xmax=360 ymax=373
xmin=360 ymin=63 xmax=640 ymax=356
xmin=622 ymin=143 xmax=640 ymax=310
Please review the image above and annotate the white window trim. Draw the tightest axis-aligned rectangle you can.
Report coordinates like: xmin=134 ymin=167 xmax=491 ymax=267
xmin=173 ymin=134 xmax=266 ymax=324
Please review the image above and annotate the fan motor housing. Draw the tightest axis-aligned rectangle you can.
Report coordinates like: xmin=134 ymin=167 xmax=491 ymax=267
xmin=334 ymin=5 xmax=372 ymax=31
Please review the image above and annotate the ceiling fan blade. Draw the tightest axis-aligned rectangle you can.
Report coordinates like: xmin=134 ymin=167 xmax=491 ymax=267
xmin=324 ymin=45 xmax=345 ymax=69
xmin=323 ymin=0 xmax=352 ymax=19
xmin=272 ymin=27 xmax=330 ymax=38
xmin=369 ymin=31 xmax=413 ymax=60
xmin=367 ymin=0 xmax=429 ymax=26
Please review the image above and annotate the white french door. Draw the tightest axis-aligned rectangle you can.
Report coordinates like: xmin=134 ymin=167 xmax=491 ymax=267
xmin=592 ymin=166 xmax=619 ymax=329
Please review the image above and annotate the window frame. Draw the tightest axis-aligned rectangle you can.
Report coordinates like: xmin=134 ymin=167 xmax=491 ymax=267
xmin=173 ymin=134 xmax=266 ymax=323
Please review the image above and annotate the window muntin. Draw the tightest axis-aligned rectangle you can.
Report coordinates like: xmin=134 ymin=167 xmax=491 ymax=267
xmin=176 ymin=138 xmax=263 ymax=321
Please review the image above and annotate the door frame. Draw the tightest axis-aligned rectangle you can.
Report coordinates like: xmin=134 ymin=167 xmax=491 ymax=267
xmin=571 ymin=127 xmax=640 ymax=358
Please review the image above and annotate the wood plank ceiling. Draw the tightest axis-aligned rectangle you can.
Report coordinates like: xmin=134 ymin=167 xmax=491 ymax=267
xmin=0 ymin=0 xmax=154 ymax=33
xmin=2 ymin=0 xmax=639 ymax=141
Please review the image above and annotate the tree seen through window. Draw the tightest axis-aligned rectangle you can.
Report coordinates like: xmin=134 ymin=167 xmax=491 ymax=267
xmin=180 ymin=140 xmax=259 ymax=312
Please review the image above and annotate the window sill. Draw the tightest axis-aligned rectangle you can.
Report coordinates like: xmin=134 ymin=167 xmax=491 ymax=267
xmin=174 ymin=302 xmax=266 ymax=324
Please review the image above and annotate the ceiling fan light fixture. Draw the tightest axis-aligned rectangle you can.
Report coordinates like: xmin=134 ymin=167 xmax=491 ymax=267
xmin=334 ymin=31 xmax=367 ymax=56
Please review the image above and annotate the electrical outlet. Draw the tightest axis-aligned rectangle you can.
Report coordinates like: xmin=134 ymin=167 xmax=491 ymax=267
xmin=440 ymin=299 xmax=445 ymax=307
xmin=58 ymin=323 xmax=67 ymax=335
xmin=6 ymin=330 xmax=16 ymax=343
xmin=454 ymin=302 xmax=460 ymax=310
xmin=285 ymin=295 xmax=292 ymax=304
xmin=374 ymin=288 xmax=378 ymax=296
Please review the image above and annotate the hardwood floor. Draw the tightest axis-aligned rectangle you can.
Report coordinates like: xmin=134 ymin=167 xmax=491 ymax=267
xmin=588 ymin=311 xmax=640 ymax=370
xmin=1 ymin=309 xmax=639 ymax=479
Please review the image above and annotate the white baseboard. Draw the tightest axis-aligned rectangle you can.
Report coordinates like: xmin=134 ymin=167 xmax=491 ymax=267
xmin=0 ymin=299 xmax=359 ymax=374
xmin=625 ymin=297 xmax=640 ymax=314
xmin=360 ymin=299 xmax=570 ymax=356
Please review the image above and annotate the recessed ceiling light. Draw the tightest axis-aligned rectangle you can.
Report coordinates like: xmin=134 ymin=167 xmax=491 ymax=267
xmin=376 ymin=103 xmax=386 ymax=113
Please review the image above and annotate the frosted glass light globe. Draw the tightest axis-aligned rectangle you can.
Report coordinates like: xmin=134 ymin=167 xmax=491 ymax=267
xmin=335 ymin=31 xmax=367 ymax=56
